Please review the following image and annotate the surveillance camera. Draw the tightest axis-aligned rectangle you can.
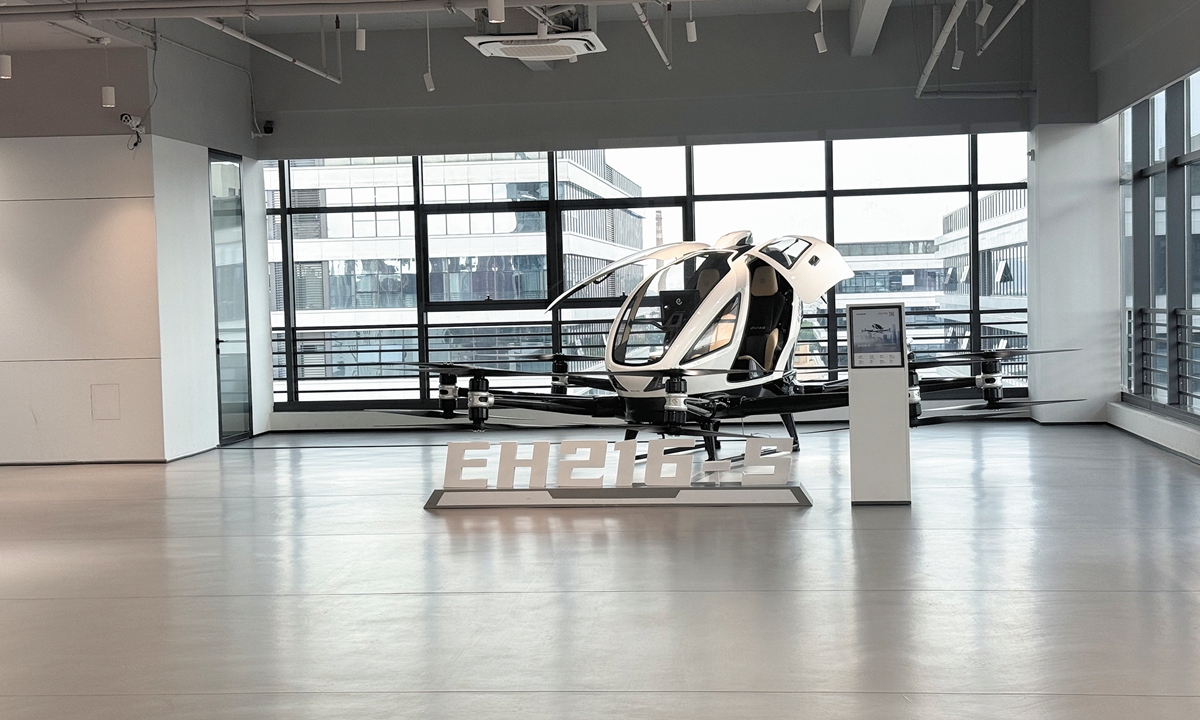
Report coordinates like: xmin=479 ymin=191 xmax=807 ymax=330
xmin=120 ymin=113 xmax=143 ymax=128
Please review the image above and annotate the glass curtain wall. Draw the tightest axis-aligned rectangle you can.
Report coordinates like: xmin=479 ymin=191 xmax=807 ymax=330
xmin=266 ymin=134 xmax=1029 ymax=408
xmin=1122 ymin=71 xmax=1200 ymax=416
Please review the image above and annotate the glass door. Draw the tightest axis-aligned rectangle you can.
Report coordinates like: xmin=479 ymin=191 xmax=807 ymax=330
xmin=209 ymin=152 xmax=253 ymax=443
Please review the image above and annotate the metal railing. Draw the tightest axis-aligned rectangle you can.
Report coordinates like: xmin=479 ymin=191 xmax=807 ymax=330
xmin=271 ymin=306 xmax=1031 ymax=405
xmin=1139 ymin=309 xmax=1171 ymax=403
xmin=1181 ymin=309 xmax=1200 ymax=413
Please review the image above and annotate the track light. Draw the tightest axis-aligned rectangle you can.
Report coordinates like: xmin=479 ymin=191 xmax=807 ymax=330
xmin=0 ymin=23 xmax=9 ymax=80
xmin=951 ymin=20 xmax=962 ymax=70
xmin=487 ymin=0 xmax=505 ymax=24
xmin=686 ymin=1 xmax=696 ymax=42
xmin=100 ymin=36 xmax=114 ymax=108
xmin=537 ymin=21 xmax=548 ymax=39
xmin=813 ymin=0 xmax=826 ymax=53
xmin=355 ymin=15 xmax=365 ymax=51
xmin=976 ymin=1 xmax=993 ymax=26
xmin=806 ymin=0 xmax=821 ymax=12
xmin=424 ymin=12 xmax=434 ymax=92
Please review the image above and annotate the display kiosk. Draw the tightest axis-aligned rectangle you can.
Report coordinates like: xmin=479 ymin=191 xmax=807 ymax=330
xmin=846 ymin=304 xmax=912 ymax=505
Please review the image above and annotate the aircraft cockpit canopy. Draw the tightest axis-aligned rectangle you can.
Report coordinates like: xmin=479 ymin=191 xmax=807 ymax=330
xmin=611 ymin=251 xmax=733 ymax=366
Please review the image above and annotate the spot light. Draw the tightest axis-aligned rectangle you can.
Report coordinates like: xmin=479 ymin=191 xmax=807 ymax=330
xmin=355 ymin=14 xmax=366 ymax=51
xmin=976 ymin=1 xmax=993 ymax=26
xmin=423 ymin=12 xmax=435 ymax=92
xmin=686 ymin=1 xmax=696 ymax=42
xmin=806 ymin=0 xmax=821 ymax=12
xmin=0 ymin=23 xmax=9 ymax=80
xmin=813 ymin=0 xmax=827 ymax=53
xmin=951 ymin=20 xmax=962 ymax=70
xmin=100 ymin=36 xmax=115 ymax=108
xmin=487 ymin=0 xmax=505 ymax=24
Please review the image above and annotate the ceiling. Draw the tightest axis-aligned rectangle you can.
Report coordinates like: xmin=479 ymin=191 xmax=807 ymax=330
xmin=0 ymin=0 xmax=943 ymax=50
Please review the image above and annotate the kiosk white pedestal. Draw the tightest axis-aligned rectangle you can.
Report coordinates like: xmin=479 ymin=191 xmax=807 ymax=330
xmin=847 ymin=304 xmax=911 ymax=505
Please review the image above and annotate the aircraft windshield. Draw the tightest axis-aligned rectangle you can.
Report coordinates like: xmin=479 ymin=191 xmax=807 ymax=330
xmin=611 ymin=252 xmax=732 ymax=366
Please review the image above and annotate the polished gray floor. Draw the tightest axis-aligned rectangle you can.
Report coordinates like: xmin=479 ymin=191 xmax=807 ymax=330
xmin=2 ymin=422 xmax=1200 ymax=719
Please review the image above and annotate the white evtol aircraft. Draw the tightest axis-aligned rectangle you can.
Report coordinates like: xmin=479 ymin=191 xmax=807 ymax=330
xmin=402 ymin=231 xmax=1061 ymax=456
xmin=548 ymin=230 xmax=853 ymax=402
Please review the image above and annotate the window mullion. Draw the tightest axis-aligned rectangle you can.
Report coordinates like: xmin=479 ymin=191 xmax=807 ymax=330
xmin=1131 ymin=99 xmax=1153 ymax=397
xmin=824 ymin=140 xmax=838 ymax=381
xmin=969 ymin=134 xmax=982 ymax=355
xmin=1165 ymin=82 xmax=1188 ymax=405
xmin=279 ymin=160 xmax=300 ymax=404
xmin=413 ymin=156 xmax=432 ymax=402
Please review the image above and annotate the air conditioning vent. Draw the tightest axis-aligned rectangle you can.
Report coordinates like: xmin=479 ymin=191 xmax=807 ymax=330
xmin=465 ymin=31 xmax=607 ymax=61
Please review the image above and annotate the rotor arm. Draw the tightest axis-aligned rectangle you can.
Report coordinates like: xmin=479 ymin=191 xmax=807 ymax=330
xmin=487 ymin=390 xmax=625 ymax=418
xmin=710 ymin=392 xmax=849 ymax=420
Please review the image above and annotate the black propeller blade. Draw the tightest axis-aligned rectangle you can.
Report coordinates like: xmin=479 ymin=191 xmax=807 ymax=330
xmin=911 ymin=348 xmax=1078 ymax=370
xmin=924 ymin=398 xmax=1083 ymax=413
xmin=513 ymin=352 xmax=606 ymax=363
xmin=398 ymin=361 xmax=545 ymax=377
xmin=396 ymin=361 xmax=731 ymax=380
xmin=912 ymin=411 xmax=1027 ymax=426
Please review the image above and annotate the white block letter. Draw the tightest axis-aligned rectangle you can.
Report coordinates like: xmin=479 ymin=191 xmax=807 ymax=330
xmin=555 ymin=440 xmax=608 ymax=487
xmin=645 ymin=439 xmax=695 ymax=486
xmin=613 ymin=439 xmax=637 ymax=487
xmin=742 ymin=438 xmax=792 ymax=485
xmin=444 ymin=441 xmax=491 ymax=488
xmin=498 ymin=441 xmax=551 ymax=488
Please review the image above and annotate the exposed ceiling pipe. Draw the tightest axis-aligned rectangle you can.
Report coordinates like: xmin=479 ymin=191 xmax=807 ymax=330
xmin=913 ymin=0 xmax=968 ymax=98
xmin=194 ymin=17 xmax=342 ymax=83
xmin=523 ymin=6 xmax=569 ymax=31
xmin=45 ymin=21 xmax=108 ymax=44
xmin=632 ymin=3 xmax=671 ymax=69
xmin=0 ymin=0 xmax=658 ymax=23
xmin=917 ymin=89 xmax=1035 ymax=99
xmin=977 ymin=0 xmax=1026 ymax=56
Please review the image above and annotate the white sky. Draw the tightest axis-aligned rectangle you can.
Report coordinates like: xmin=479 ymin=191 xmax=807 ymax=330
xmin=600 ymin=132 xmax=1028 ymax=247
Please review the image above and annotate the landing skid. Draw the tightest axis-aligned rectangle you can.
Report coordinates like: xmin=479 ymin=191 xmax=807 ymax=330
xmin=628 ymin=414 xmax=801 ymax=462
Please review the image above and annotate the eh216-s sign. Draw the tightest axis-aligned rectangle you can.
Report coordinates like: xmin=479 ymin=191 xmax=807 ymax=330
xmin=443 ymin=438 xmax=795 ymax=488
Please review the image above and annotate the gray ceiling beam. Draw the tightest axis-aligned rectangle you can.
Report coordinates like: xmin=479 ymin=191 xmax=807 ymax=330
xmin=849 ymin=0 xmax=893 ymax=57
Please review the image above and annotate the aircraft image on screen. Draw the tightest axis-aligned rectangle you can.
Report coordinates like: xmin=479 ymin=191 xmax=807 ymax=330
xmin=392 ymin=231 xmax=1075 ymax=462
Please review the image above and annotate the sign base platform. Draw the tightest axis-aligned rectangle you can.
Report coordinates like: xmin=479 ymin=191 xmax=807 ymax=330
xmin=425 ymin=484 xmax=813 ymax=509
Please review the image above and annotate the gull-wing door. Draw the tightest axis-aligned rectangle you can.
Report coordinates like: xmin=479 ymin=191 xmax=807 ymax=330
xmin=746 ymin=235 xmax=854 ymax=303
xmin=548 ymin=241 xmax=720 ymax=311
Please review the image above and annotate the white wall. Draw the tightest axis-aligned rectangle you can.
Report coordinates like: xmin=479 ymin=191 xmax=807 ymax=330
xmin=148 ymin=20 xmax=258 ymax=159
xmin=0 ymin=48 xmax=150 ymax=140
xmin=152 ymin=136 xmax=221 ymax=460
xmin=1108 ymin=402 xmax=1200 ymax=463
xmin=1027 ymin=119 xmax=1123 ymax=422
xmin=1092 ymin=0 xmax=1200 ymax=118
xmin=0 ymin=136 xmax=166 ymax=462
xmin=242 ymin=157 xmax=273 ymax=435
